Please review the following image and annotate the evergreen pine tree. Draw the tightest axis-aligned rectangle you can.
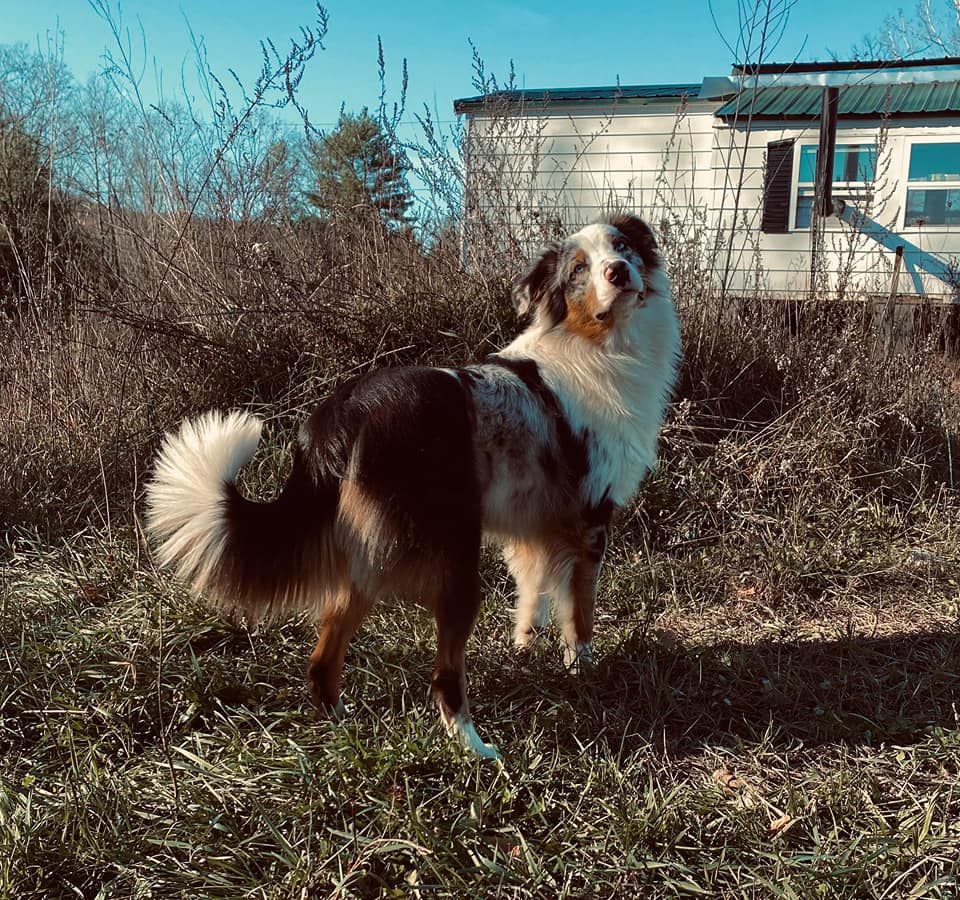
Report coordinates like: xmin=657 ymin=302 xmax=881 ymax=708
xmin=306 ymin=110 xmax=412 ymax=225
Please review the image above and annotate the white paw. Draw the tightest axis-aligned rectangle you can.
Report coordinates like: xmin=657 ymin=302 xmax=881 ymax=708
xmin=513 ymin=624 xmax=539 ymax=649
xmin=513 ymin=595 xmax=551 ymax=647
xmin=563 ymin=641 xmax=593 ymax=674
xmin=447 ymin=714 xmax=501 ymax=760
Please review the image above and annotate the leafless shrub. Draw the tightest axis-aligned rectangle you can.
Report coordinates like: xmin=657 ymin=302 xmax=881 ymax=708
xmin=0 ymin=11 xmax=958 ymax=542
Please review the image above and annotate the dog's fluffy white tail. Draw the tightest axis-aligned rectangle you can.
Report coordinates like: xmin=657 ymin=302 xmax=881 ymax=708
xmin=146 ymin=410 xmax=263 ymax=594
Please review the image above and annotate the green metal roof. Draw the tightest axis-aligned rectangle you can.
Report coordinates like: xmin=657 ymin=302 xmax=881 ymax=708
xmin=715 ymin=81 xmax=960 ymax=118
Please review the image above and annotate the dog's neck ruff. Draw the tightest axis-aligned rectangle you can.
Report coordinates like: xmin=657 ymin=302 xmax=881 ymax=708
xmin=498 ymin=268 xmax=679 ymax=508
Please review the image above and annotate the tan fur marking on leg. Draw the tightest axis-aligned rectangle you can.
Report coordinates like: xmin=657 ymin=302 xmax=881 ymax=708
xmin=307 ymin=587 xmax=373 ymax=713
xmin=505 ymin=541 xmax=550 ymax=646
xmin=568 ymin=554 xmax=600 ymax=646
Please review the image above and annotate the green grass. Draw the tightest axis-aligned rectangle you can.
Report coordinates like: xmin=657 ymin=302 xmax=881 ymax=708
xmin=3 ymin=462 xmax=959 ymax=899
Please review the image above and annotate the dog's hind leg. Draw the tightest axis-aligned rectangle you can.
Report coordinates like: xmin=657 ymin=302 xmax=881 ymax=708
xmin=430 ymin=568 xmax=500 ymax=760
xmin=307 ymin=588 xmax=373 ymax=718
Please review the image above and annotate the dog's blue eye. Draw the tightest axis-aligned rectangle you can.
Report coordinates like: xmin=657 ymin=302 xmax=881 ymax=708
xmin=573 ymin=263 xmax=586 ymax=275
xmin=613 ymin=239 xmax=627 ymax=252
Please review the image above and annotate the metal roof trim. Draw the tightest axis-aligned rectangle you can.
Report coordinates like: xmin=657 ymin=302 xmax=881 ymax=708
xmin=715 ymin=82 xmax=960 ymax=118
xmin=453 ymin=83 xmax=701 ymax=114
xmin=732 ymin=56 xmax=960 ymax=76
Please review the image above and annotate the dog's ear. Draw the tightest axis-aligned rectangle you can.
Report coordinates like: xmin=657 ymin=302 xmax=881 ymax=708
xmin=606 ymin=213 xmax=659 ymax=267
xmin=513 ymin=243 xmax=562 ymax=317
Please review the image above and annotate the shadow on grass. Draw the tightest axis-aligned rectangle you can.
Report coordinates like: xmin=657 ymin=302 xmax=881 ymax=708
xmin=181 ymin=621 xmax=959 ymax=758
xmin=16 ymin=614 xmax=950 ymax=763
xmin=478 ymin=626 xmax=960 ymax=756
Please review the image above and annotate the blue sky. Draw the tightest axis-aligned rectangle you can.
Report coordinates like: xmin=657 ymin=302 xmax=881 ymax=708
xmin=2 ymin=0 xmax=916 ymax=128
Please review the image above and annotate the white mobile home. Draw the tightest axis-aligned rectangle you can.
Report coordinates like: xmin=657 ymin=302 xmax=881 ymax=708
xmin=454 ymin=58 xmax=960 ymax=299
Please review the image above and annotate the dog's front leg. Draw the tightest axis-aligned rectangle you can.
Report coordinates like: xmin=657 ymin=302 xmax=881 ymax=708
xmin=504 ymin=541 xmax=551 ymax=648
xmin=556 ymin=526 xmax=607 ymax=674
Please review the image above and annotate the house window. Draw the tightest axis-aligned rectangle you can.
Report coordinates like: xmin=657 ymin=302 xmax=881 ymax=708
xmin=794 ymin=143 xmax=877 ymax=228
xmin=905 ymin=142 xmax=960 ymax=226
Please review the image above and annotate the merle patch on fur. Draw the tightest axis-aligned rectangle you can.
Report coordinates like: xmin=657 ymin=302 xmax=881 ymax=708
xmin=486 ymin=355 xmax=590 ymax=486
xmin=512 ymin=243 xmax=567 ymax=325
xmin=604 ymin=213 xmax=660 ymax=270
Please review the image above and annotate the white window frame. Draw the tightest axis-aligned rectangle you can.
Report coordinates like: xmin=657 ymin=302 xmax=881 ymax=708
xmin=790 ymin=140 xmax=878 ymax=232
xmin=900 ymin=136 xmax=960 ymax=229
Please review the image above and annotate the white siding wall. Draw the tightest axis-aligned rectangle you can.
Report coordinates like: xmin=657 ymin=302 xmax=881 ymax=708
xmin=467 ymin=98 xmax=960 ymax=298
xmin=466 ymin=97 xmax=716 ymax=233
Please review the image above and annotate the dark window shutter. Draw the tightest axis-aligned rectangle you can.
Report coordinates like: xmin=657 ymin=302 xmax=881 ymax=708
xmin=761 ymin=139 xmax=795 ymax=234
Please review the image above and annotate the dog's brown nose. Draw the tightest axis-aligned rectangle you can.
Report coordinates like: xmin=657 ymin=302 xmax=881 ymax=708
xmin=604 ymin=261 xmax=628 ymax=286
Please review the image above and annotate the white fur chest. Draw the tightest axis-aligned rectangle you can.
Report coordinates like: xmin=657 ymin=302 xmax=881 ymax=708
xmin=501 ymin=291 xmax=680 ymax=509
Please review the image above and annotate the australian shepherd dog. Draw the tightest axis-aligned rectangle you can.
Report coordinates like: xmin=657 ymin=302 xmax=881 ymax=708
xmin=146 ymin=213 xmax=680 ymax=758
